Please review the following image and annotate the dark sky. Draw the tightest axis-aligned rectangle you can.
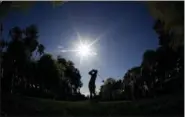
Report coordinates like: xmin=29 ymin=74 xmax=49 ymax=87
xmin=1 ymin=1 xmax=159 ymax=95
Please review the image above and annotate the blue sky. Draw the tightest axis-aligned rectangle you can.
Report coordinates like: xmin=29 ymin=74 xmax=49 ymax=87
xmin=1 ymin=1 xmax=159 ymax=95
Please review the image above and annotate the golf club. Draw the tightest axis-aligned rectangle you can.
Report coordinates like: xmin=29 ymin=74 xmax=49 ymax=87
xmin=98 ymin=74 xmax=105 ymax=83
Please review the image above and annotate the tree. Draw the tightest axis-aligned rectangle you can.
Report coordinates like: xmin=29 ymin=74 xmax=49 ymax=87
xmin=61 ymin=60 xmax=83 ymax=95
xmin=155 ymin=46 xmax=180 ymax=92
xmin=0 ymin=39 xmax=8 ymax=52
xmin=0 ymin=1 xmax=66 ymax=19
xmin=149 ymin=2 xmax=184 ymax=96
xmin=1 ymin=25 xmax=83 ymax=100
xmin=72 ymin=68 xmax=83 ymax=93
xmin=37 ymin=44 xmax=45 ymax=56
xmin=37 ymin=54 xmax=59 ymax=92
xmin=148 ymin=1 xmax=184 ymax=52
xmin=100 ymin=78 xmax=125 ymax=101
xmin=23 ymin=25 xmax=39 ymax=58
xmin=141 ymin=50 xmax=158 ymax=97
xmin=0 ymin=39 xmax=8 ymax=80
xmin=100 ymin=78 xmax=116 ymax=100
xmin=1 ymin=25 xmax=44 ymax=94
xmin=3 ymin=27 xmax=26 ymax=93
xmin=123 ymin=66 xmax=143 ymax=100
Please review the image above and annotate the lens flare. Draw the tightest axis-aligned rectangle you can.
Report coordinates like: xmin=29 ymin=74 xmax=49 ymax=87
xmin=59 ymin=33 xmax=100 ymax=65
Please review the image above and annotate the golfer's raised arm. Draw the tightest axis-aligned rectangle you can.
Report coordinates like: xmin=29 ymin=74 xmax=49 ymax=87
xmin=89 ymin=70 xmax=93 ymax=75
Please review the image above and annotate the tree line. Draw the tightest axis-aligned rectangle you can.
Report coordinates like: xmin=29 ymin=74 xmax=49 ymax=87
xmin=99 ymin=16 xmax=184 ymax=101
xmin=0 ymin=25 xmax=85 ymax=100
xmin=0 ymin=19 xmax=183 ymax=101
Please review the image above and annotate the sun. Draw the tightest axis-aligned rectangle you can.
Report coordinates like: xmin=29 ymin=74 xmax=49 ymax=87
xmin=77 ymin=43 xmax=91 ymax=57
xmin=75 ymin=40 xmax=97 ymax=65
xmin=59 ymin=33 xmax=99 ymax=65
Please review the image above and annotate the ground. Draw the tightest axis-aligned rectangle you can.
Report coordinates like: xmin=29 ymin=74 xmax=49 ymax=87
xmin=1 ymin=93 xmax=184 ymax=116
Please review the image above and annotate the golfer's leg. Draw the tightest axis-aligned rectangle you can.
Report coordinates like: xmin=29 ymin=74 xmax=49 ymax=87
xmin=89 ymin=84 xmax=92 ymax=99
xmin=90 ymin=92 xmax=92 ymax=99
xmin=92 ymin=91 xmax=95 ymax=98
xmin=89 ymin=88 xmax=92 ymax=99
xmin=92 ymin=85 xmax=96 ymax=97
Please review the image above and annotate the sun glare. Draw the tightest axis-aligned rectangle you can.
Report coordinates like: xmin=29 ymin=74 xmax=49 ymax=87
xmin=77 ymin=43 xmax=91 ymax=57
xmin=60 ymin=33 xmax=100 ymax=65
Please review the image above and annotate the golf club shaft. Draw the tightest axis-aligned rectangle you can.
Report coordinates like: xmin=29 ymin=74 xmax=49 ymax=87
xmin=98 ymin=74 xmax=104 ymax=81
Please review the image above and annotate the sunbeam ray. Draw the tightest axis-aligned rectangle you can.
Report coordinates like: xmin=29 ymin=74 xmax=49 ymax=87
xmin=60 ymin=49 xmax=78 ymax=53
xmin=76 ymin=32 xmax=83 ymax=45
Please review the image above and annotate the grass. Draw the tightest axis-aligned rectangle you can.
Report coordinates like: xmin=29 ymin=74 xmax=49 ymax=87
xmin=2 ymin=93 xmax=184 ymax=116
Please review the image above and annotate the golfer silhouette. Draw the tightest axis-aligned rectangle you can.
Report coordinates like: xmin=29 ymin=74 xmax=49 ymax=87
xmin=88 ymin=69 xmax=98 ymax=99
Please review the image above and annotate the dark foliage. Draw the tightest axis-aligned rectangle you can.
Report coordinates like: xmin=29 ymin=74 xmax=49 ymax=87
xmin=0 ymin=25 xmax=84 ymax=101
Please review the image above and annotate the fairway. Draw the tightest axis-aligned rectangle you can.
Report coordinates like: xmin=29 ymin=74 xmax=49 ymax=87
xmin=2 ymin=93 xmax=183 ymax=116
